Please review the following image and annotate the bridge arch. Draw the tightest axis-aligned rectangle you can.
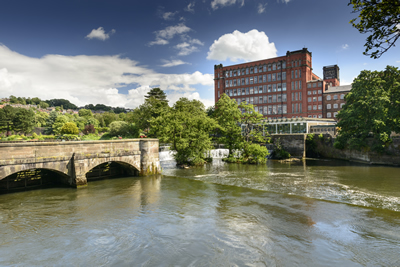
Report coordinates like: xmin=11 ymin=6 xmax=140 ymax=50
xmin=81 ymin=157 xmax=140 ymax=181
xmin=0 ymin=168 xmax=71 ymax=193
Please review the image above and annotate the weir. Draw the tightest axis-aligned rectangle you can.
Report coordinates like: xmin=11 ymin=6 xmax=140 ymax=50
xmin=0 ymin=139 xmax=160 ymax=192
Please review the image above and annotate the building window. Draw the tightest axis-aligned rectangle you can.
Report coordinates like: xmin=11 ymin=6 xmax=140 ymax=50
xmin=318 ymin=96 xmax=322 ymax=102
xmin=282 ymin=61 xmax=286 ymax=69
xmin=272 ymin=63 xmax=276 ymax=70
xmin=263 ymin=75 xmax=267 ymax=82
xmin=318 ymin=90 xmax=322 ymax=94
xmin=318 ymin=105 xmax=322 ymax=110
xmin=299 ymin=81 xmax=302 ymax=89
xmin=295 ymin=70 xmax=298 ymax=79
xmin=327 ymin=112 xmax=331 ymax=118
xmin=250 ymin=87 xmax=254 ymax=94
xmin=254 ymin=67 xmax=258 ymax=74
xmin=313 ymin=83 xmax=317 ymax=88
xmin=333 ymin=95 xmax=338 ymax=100
xmin=283 ymin=94 xmax=287 ymax=102
xmin=272 ymin=73 xmax=276 ymax=81
xmin=308 ymin=91 xmax=312 ymax=95
xmin=268 ymin=74 xmax=271 ymax=82
xmin=313 ymin=90 xmax=317 ymax=95
xmin=250 ymin=67 xmax=254 ymax=74
xmin=277 ymin=73 xmax=281 ymax=81
xmin=291 ymin=71 xmax=294 ymax=79
xmin=268 ymin=64 xmax=271 ymax=71
xmin=313 ymin=97 xmax=317 ymax=102
xmin=334 ymin=112 xmax=338 ymax=117
xmin=327 ymin=104 xmax=331 ymax=109
xmin=318 ymin=82 xmax=322 ymax=87
xmin=308 ymin=105 xmax=312 ymax=111
xmin=254 ymin=76 xmax=257 ymax=84
xmin=282 ymin=82 xmax=287 ymax=91
xmin=307 ymin=83 xmax=311 ymax=88
xmin=246 ymin=68 xmax=249 ymax=74
xmin=313 ymin=105 xmax=317 ymax=110
xmin=273 ymin=84 xmax=277 ymax=92
xmin=268 ymin=85 xmax=272 ymax=92
xmin=327 ymin=95 xmax=331 ymax=100
xmin=263 ymin=95 xmax=267 ymax=103
xmin=263 ymin=65 xmax=267 ymax=72
xmin=218 ymin=91 xmax=220 ymax=98
xmin=277 ymin=83 xmax=282 ymax=92
xmin=299 ymin=69 xmax=301 ymax=78
xmin=308 ymin=97 xmax=312 ymax=102
xmin=218 ymin=81 xmax=220 ymax=88
xmin=282 ymin=72 xmax=286 ymax=80
xmin=333 ymin=103 xmax=338 ymax=108
xmin=340 ymin=94 xmax=345 ymax=100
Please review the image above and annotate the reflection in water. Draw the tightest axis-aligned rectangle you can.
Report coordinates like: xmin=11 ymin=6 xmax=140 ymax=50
xmin=0 ymin=159 xmax=399 ymax=266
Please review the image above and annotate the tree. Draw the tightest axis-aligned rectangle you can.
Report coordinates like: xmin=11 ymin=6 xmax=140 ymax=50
xmin=213 ymin=94 xmax=243 ymax=157
xmin=78 ymin=109 xmax=93 ymax=117
xmin=39 ymin=101 xmax=49 ymax=109
xmin=34 ymin=111 xmax=49 ymax=127
xmin=13 ymin=108 xmax=35 ymax=134
xmin=46 ymin=99 xmax=78 ymax=109
xmin=151 ymin=98 xmax=218 ymax=166
xmin=60 ymin=122 xmax=79 ymax=135
xmin=109 ymin=121 xmax=139 ymax=137
xmin=238 ymin=102 xmax=270 ymax=163
xmin=134 ymin=96 xmax=170 ymax=136
xmin=0 ymin=105 xmax=16 ymax=136
xmin=335 ymin=66 xmax=400 ymax=152
xmin=145 ymin=87 xmax=168 ymax=103
xmin=349 ymin=0 xmax=400 ymax=58
xmin=52 ymin=115 xmax=70 ymax=135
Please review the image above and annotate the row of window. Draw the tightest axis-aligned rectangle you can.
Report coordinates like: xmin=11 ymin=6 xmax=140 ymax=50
xmin=224 ymin=72 xmax=287 ymax=87
xmin=307 ymin=82 xmax=322 ymax=88
xmin=223 ymin=62 xmax=287 ymax=78
xmin=235 ymin=94 xmax=287 ymax=105
xmin=244 ymin=104 xmax=288 ymax=115
xmin=222 ymin=59 xmax=304 ymax=78
xmin=222 ymin=84 xmax=288 ymax=97
xmin=327 ymin=112 xmax=338 ymax=118
xmin=307 ymin=90 xmax=322 ymax=95
xmin=326 ymin=94 xmax=345 ymax=100
xmin=308 ymin=96 xmax=323 ymax=102
xmin=308 ymin=105 xmax=323 ymax=111
xmin=326 ymin=103 xmax=345 ymax=109
xmin=308 ymin=115 xmax=323 ymax=118
xmin=291 ymin=69 xmax=301 ymax=79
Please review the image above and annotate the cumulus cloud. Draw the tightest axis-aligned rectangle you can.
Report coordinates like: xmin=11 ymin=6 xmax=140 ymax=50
xmin=149 ymin=23 xmax=191 ymax=46
xmin=85 ymin=27 xmax=116 ymax=41
xmin=185 ymin=2 xmax=195 ymax=13
xmin=211 ymin=0 xmax=237 ymax=10
xmin=207 ymin=29 xmax=277 ymax=62
xmin=342 ymin=44 xmax=349 ymax=50
xmin=0 ymin=45 xmax=213 ymax=108
xmin=258 ymin=3 xmax=267 ymax=14
xmin=160 ymin=59 xmax=190 ymax=67
xmin=175 ymin=38 xmax=204 ymax=56
xmin=162 ymin=11 xmax=178 ymax=20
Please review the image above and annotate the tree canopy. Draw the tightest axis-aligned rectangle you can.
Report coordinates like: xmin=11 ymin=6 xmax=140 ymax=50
xmin=336 ymin=65 xmax=400 ymax=152
xmin=145 ymin=87 xmax=168 ymax=103
xmin=349 ymin=0 xmax=400 ymax=58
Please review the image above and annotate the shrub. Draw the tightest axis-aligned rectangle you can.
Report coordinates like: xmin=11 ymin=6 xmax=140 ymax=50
xmin=60 ymin=122 xmax=79 ymax=135
xmin=82 ymin=124 xmax=95 ymax=135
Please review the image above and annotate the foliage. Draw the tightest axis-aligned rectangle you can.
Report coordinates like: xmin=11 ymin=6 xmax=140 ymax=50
xmin=78 ymin=109 xmax=93 ymax=117
xmin=0 ymin=105 xmax=16 ymax=135
xmin=109 ymin=121 xmax=139 ymax=137
xmin=60 ymin=122 xmax=79 ymax=135
xmin=151 ymin=98 xmax=217 ymax=166
xmin=145 ymin=87 xmax=168 ymax=103
xmin=349 ymin=0 xmax=400 ymax=58
xmin=271 ymin=138 xmax=291 ymax=160
xmin=213 ymin=93 xmax=243 ymax=156
xmin=81 ymin=134 xmax=101 ymax=140
xmin=336 ymin=66 xmax=400 ymax=152
xmin=239 ymin=101 xmax=270 ymax=163
xmin=34 ymin=111 xmax=49 ymax=127
xmin=13 ymin=108 xmax=35 ymax=134
xmin=46 ymin=99 xmax=78 ymax=109
xmin=82 ymin=124 xmax=96 ymax=135
xmin=52 ymin=115 xmax=70 ymax=135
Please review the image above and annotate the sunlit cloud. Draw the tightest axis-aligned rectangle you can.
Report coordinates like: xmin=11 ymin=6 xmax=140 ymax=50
xmin=85 ymin=27 xmax=116 ymax=41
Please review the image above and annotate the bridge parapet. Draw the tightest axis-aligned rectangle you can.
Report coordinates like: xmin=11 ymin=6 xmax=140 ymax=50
xmin=0 ymin=139 xmax=160 ymax=188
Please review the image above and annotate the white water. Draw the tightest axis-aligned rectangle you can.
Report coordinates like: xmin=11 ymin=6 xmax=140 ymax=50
xmin=159 ymin=149 xmax=230 ymax=162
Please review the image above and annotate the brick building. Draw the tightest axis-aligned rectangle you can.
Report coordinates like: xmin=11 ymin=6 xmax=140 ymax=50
xmin=322 ymin=84 xmax=351 ymax=120
xmin=214 ymin=48 xmax=343 ymax=119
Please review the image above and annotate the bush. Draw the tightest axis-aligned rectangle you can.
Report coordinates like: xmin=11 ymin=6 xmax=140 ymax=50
xmin=82 ymin=124 xmax=95 ymax=135
xmin=60 ymin=122 xmax=79 ymax=135
xmin=271 ymin=138 xmax=291 ymax=159
xmin=109 ymin=121 xmax=139 ymax=137
xmin=242 ymin=143 xmax=269 ymax=164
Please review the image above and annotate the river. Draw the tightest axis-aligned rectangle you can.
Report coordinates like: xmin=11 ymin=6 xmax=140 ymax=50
xmin=0 ymin=155 xmax=400 ymax=266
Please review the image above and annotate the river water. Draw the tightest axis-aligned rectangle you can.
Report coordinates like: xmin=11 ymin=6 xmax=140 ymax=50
xmin=1 ymin=156 xmax=400 ymax=266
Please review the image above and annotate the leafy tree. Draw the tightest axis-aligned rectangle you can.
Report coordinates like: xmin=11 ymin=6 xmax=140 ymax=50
xmin=101 ymin=112 xmax=119 ymax=126
xmin=239 ymin=102 xmax=270 ymax=163
xmin=46 ymin=99 xmax=78 ymax=109
xmin=109 ymin=121 xmax=139 ymax=137
xmin=335 ymin=66 xmax=400 ymax=152
xmin=60 ymin=122 xmax=79 ymax=135
xmin=39 ymin=101 xmax=49 ymax=109
xmin=34 ymin=111 xmax=49 ymax=127
xmin=134 ymin=96 xmax=170 ymax=136
xmin=13 ymin=108 xmax=35 ymax=134
xmin=151 ymin=98 xmax=217 ymax=166
xmin=213 ymin=94 xmax=243 ymax=157
xmin=349 ymin=0 xmax=400 ymax=58
xmin=52 ymin=115 xmax=70 ymax=135
xmin=145 ymin=87 xmax=168 ymax=103
xmin=0 ymin=105 xmax=16 ymax=136
xmin=78 ymin=109 xmax=93 ymax=117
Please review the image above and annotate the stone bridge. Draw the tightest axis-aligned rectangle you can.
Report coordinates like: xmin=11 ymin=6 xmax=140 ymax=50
xmin=0 ymin=139 xmax=160 ymax=188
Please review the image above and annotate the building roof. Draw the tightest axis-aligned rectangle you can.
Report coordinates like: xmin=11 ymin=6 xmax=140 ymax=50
xmin=324 ymin=84 xmax=352 ymax=94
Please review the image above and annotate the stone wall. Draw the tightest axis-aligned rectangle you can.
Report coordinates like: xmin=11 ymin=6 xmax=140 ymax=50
xmin=271 ymin=134 xmax=306 ymax=158
xmin=313 ymin=135 xmax=400 ymax=166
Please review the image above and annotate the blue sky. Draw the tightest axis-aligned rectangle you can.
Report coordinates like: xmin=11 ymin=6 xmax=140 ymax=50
xmin=0 ymin=0 xmax=399 ymax=108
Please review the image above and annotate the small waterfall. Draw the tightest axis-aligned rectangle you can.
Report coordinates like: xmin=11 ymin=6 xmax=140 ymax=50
xmin=159 ymin=151 xmax=176 ymax=161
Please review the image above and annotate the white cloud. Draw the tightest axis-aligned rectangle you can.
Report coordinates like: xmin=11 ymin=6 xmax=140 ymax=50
xmin=160 ymin=59 xmax=190 ymax=67
xmin=162 ymin=11 xmax=178 ymax=20
xmin=258 ymin=3 xmax=267 ymax=14
xmin=85 ymin=27 xmax=116 ymax=41
xmin=149 ymin=23 xmax=191 ymax=46
xmin=0 ymin=45 xmax=213 ymax=108
xmin=211 ymin=0 xmax=237 ymax=10
xmin=207 ymin=29 xmax=277 ymax=62
xmin=185 ymin=2 xmax=195 ymax=12
xmin=342 ymin=44 xmax=349 ymax=50
xmin=175 ymin=38 xmax=205 ymax=56
xmin=279 ymin=0 xmax=291 ymax=3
